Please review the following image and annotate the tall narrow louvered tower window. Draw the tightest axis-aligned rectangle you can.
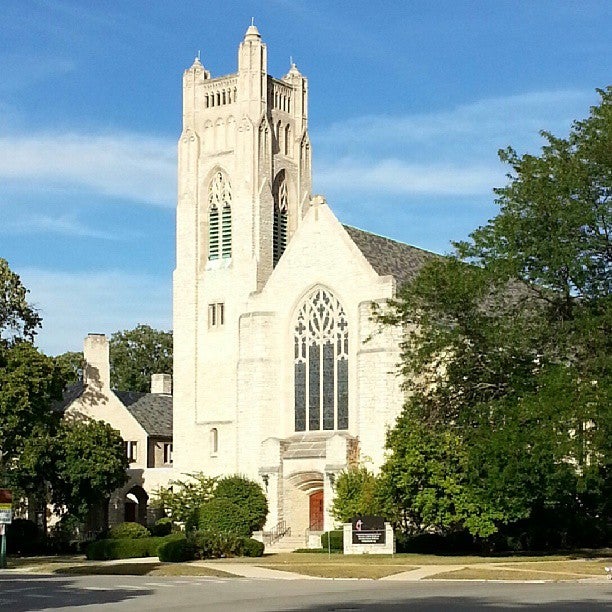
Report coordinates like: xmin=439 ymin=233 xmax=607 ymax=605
xmin=273 ymin=171 xmax=288 ymax=267
xmin=208 ymin=171 xmax=232 ymax=261
xmin=208 ymin=204 xmax=219 ymax=260
xmin=221 ymin=203 xmax=232 ymax=258
xmin=294 ymin=288 xmax=349 ymax=432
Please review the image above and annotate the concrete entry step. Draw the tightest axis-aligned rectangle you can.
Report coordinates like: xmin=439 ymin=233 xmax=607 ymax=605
xmin=265 ymin=536 xmax=307 ymax=552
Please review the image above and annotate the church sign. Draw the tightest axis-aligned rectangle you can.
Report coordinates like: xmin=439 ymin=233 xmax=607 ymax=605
xmin=351 ymin=515 xmax=385 ymax=545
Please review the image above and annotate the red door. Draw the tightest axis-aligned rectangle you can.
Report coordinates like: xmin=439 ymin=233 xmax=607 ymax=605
xmin=309 ymin=490 xmax=324 ymax=531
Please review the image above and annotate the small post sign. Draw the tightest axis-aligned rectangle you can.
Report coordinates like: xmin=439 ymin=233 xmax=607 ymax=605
xmin=351 ymin=515 xmax=386 ymax=545
xmin=0 ymin=489 xmax=12 ymax=524
xmin=0 ymin=489 xmax=11 ymax=569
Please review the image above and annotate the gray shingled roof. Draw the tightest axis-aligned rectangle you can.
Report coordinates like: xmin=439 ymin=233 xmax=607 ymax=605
xmin=54 ymin=382 xmax=84 ymax=412
xmin=343 ymin=225 xmax=436 ymax=288
xmin=56 ymin=385 xmax=173 ymax=438
xmin=114 ymin=391 xmax=173 ymax=438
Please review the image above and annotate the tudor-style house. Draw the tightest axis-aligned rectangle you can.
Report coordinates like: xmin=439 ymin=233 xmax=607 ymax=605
xmin=60 ymin=333 xmax=173 ymax=527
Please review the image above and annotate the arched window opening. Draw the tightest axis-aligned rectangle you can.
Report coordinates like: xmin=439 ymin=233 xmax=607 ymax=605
xmin=294 ymin=288 xmax=349 ymax=432
xmin=221 ymin=203 xmax=232 ymax=258
xmin=208 ymin=171 xmax=232 ymax=261
xmin=208 ymin=204 xmax=219 ymax=260
xmin=276 ymin=120 xmax=282 ymax=154
xmin=210 ymin=428 xmax=218 ymax=456
xmin=284 ymin=125 xmax=292 ymax=156
xmin=273 ymin=172 xmax=288 ymax=267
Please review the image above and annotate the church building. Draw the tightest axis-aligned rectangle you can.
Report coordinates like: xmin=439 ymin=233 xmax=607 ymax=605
xmin=173 ymin=25 xmax=432 ymax=539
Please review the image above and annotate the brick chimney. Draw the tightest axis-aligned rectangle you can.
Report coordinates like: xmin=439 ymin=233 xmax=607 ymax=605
xmin=83 ymin=333 xmax=110 ymax=390
xmin=151 ymin=373 xmax=172 ymax=395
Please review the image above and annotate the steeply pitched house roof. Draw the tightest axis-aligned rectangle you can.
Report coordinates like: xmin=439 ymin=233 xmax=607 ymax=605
xmin=343 ymin=225 xmax=436 ymax=287
xmin=114 ymin=391 xmax=173 ymax=438
xmin=57 ymin=385 xmax=173 ymax=438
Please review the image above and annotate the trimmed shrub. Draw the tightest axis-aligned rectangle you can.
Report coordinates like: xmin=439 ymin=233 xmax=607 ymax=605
xmin=397 ymin=531 xmax=477 ymax=554
xmin=150 ymin=517 xmax=173 ymax=537
xmin=86 ymin=534 xmax=178 ymax=560
xmin=241 ymin=537 xmax=264 ymax=557
xmin=197 ymin=499 xmax=251 ymax=537
xmin=321 ymin=530 xmax=343 ymax=551
xmin=214 ymin=476 xmax=268 ymax=534
xmin=158 ymin=536 xmax=194 ymax=562
xmin=109 ymin=522 xmax=150 ymax=539
xmin=190 ymin=530 xmax=242 ymax=559
xmin=6 ymin=519 xmax=42 ymax=555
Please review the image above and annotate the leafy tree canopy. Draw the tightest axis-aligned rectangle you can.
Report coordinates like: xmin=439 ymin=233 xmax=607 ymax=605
xmin=109 ymin=324 xmax=172 ymax=392
xmin=51 ymin=419 xmax=129 ymax=520
xmin=153 ymin=472 xmax=217 ymax=526
xmin=377 ymin=87 xmax=611 ymax=545
xmin=331 ymin=466 xmax=382 ymax=524
xmin=214 ymin=475 xmax=268 ymax=534
xmin=0 ymin=257 xmax=41 ymax=346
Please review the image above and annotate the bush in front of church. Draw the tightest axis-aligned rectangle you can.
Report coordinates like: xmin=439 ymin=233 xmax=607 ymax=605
xmin=321 ymin=530 xmax=344 ymax=551
xmin=240 ymin=537 xmax=264 ymax=557
xmin=196 ymin=498 xmax=252 ymax=537
xmin=187 ymin=531 xmax=264 ymax=559
xmin=214 ymin=475 xmax=268 ymax=534
xmin=108 ymin=522 xmax=151 ymax=539
xmin=191 ymin=530 xmax=243 ymax=558
xmin=157 ymin=536 xmax=195 ymax=562
xmin=86 ymin=534 xmax=178 ymax=560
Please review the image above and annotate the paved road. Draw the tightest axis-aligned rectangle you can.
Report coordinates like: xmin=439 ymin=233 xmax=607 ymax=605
xmin=1 ymin=573 xmax=610 ymax=611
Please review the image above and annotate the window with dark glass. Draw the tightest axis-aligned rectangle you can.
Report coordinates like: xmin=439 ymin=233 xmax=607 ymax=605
xmin=273 ymin=171 xmax=288 ymax=267
xmin=294 ymin=288 xmax=348 ymax=432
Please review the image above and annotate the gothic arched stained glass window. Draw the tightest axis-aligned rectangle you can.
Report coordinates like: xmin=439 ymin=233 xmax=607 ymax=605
xmin=208 ymin=171 xmax=232 ymax=260
xmin=294 ymin=288 xmax=348 ymax=432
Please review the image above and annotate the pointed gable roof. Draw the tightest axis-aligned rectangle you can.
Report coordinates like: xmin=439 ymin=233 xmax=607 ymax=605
xmin=114 ymin=391 xmax=173 ymax=438
xmin=343 ymin=225 xmax=436 ymax=288
xmin=56 ymin=385 xmax=173 ymax=438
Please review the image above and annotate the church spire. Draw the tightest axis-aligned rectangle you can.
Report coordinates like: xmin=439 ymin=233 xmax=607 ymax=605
xmin=244 ymin=19 xmax=261 ymax=41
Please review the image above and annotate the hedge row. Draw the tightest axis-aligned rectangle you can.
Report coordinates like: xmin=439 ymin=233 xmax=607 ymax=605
xmin=86 ymin=534 xmax=183 ymax=560
xmin=157 ymin=532 xmax=265 ymax=563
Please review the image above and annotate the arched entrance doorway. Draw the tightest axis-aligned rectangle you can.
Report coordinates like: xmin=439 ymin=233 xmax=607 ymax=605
xmin=286 ymin=470 xmax=325 ymax=534
xmin=124 ymin=485 xmax=148 ymax=525
xmin=309 ymin=490 xmax=324 ymax=531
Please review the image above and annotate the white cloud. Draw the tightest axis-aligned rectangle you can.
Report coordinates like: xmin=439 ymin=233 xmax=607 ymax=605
xmin=18 ymin=268 xmax=172 ymax=355
xmin=316 ymin=89 xmax=594 ymax=151
xmin=1 ymin=213 xmax=134 ymax=240
xmin=313 ymin=89 xmax=596 ymax=197
xmin=0 ymin=132 xmax=176 ymax=207
xmin=316 ymin=158 xmax=503 ymax=197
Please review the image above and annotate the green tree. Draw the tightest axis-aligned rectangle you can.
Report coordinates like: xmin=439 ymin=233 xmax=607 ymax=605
xmin=378 ymin=87 xmax=611 ymax=545
xmin=54 ymin=351 xmax=84 ymax=386
xmin=0 ymin=258 xmax=41 ymax=346
xmin=0 ymin=342 xmax=64 ymax=470
xmin=109 ymin=324 xmax=172 ymax=391
xmin=331 ymin=466 xmax=383 ymax=523
xmin=152 ymin=472 xmax=217 ymax=526
xmin=51 ymin=420 xmax=129 ymax=520
xmin=214 ymin=476 xmax=268 ymax=533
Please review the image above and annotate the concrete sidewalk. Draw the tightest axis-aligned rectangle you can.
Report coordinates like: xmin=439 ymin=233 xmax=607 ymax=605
xmin=193 ymin=561 xmax=318 ymax=580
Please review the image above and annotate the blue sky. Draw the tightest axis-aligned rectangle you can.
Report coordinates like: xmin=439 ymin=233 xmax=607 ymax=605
xmin=1 ymin=1 xmax=610 ymax=355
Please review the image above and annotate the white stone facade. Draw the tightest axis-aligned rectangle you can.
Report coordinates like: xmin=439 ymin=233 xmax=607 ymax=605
xmin=173 ymin=26 xmax=407 ymax=538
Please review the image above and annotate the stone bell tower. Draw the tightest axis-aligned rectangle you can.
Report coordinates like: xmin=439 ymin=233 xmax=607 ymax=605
xmin=173 ymin=25 xmax=312 ymax=474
